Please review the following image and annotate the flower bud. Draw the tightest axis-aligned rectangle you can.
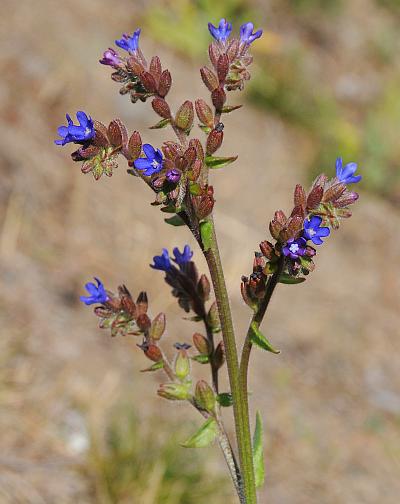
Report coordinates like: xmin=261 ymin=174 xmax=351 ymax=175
xmin=152 ymin=97 xmax=171 ymax=119
xmin=175 ymin=100 xmax=194 ymax=131
xmin=294 ymin=184 xmax=306 ymax=208
xmin=158 ymin=69 xmax=172 ymax=97
xmin=195 ymin=380 xmax=215 ymax=413
xmin=93 ymin=121 xmax=109 ymax=148
xmin=118 ymin=285 xmax=137 ymax=317
xmin=127 ymin=131 xmax=142 ymax=161
xmin=139 ymin=342 xmax=163 ymax=362
xmin=192 ymin=187 xmax=215 ymax=220
xmin=188 ymin=159 xmax=202 ymax=181
xmin=189 ymin=138 xmax=205 ymax=162
xmin=127 ymin=57 xmax=144 ymax=75
xmin=208 ymin=42 xmax=222 ymax=68
xmin=211 ymin=87 xmax=226 ymax=111
xmin=226 ymin=39 xmax=240 ymax=62
xmin=214 ymin=341 xmax=225 ymax=370
xmin=334 ymin=191 xmax=359 ymax=208
xmin=174 ymin=350 xmax=191 ymax=381
xmin=192 ymin=333 xmax=210 ymax=355
xmin=200 ymin=66 xmax=219 ymax=92
xmin=217 ymin=54 xmax=229 ymax=83
xmin=259 ymin=240 xmax=274 ymax=260
xmin=279 ymin=215 xmax=303 ymax=242
xmin=197 ymin=274 xmax=211 ymax=302
xmin=206 ymin=129 xmax=223 ymax=155
xmin=136 ymin=291 xmax=148 ymax=315
xmin=207 ymin=301 xmax=220 ymax=332
xmin=183 ymin=146 xmax=197 ymax=167
xmin=139 ymin=71 xmax=157 ymax=93
xmin=195 ymin=99 xmax=214 ymax=127
xmin=107 ymin=119 xmax=128 ymax=148
xmin=323 ymin=183 xmax=347 ymax=203
xmin=158 ymin=382 xmax=191 ymax=401
xmin=269 ymin=210 xmax=287 ymax=240
xmin=149 ymin=312 xmax=166 ymax=341
xmin=137 ymin=313 xmax=152 ymax=331
xmin=149 ymin=55 xmax=162 ymax=83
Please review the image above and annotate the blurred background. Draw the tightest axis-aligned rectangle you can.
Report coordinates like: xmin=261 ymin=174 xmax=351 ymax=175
xmin=1 ymin=0 xmax=400 ymax=502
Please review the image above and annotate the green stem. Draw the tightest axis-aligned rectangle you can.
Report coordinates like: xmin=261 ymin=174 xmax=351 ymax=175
xmin=239 ymin=256 xmax=285 ymax=421
xmin=202 ymin=215 xmax=257 ymax=504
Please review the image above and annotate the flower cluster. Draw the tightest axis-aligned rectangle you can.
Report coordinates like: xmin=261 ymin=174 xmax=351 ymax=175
xmin=241 ymin=158 xmax=361 ymax=306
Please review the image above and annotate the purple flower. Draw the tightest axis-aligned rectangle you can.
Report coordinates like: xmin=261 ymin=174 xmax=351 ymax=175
xmin=115 ymin=29 xmax=141 ymax=53
xmin=80 ymin=278 xmax=108 ymax=305
xmin=303 ymin=216 xmax=330 ymax=245
xmin=151 ymin=248 xmax=172 ymax=271
xmin=336 ymin=157 xmax=362 ymax=185
xmin=99 ymin=48 xmax=122 ymax=67
xmin=240 ymin=22 xmax=263 ymax=45
xmin=166 ymin=169 xmax=181 ymax=184
xmin=134 ymin=144 xmax=164 ymax=176
xmin=174 ymin=342 xmax=192 ymax=350
xmin=282 ymin=237 xmax=307 ymax=260
xmin=208 ymin=18 xmax=233 ymax=42
xmin=173 ymin=245 xmax=193 ymax=266
xmin=55 ymin=111 xmax=95 ymax=146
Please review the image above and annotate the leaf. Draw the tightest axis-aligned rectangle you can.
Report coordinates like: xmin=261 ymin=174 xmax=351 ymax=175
xmin=278 ymin=273 xmax=306 ymax=284
xmin=164 ymin=215 xmax=185 ymax=226
xmin=253 ymin=411 xmax=265 ymax=488
xmin=181 ymin=418 xmax=218 ymax=448
xmin=216 ymin=393 xmax=233 ymax=407
xmin=222 ymin=104 xmax=242 ymax=113
xmin=189 ymin=183 xmax=202 ymax=195
xmin=250 ymin=322 xmax=280 ymax=354
xmin=149 ymin=118 xmax=171 ymax=129
xmin=205 ymin=155 xmax=238 ymax=169
xmin=140 ymin=361 xmax=164 ymax=372
xmin=161 ymin=204 xmax=182 ymax=213
xmin=200 ymin=221 xmax=213 ymax=251
xmin=191 ymin=354 xmax=210 ymax=364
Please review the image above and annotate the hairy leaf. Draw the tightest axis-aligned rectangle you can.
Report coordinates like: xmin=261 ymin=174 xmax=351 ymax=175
xmin=181 ymin=418 xmax=218 ymax=448
xmin=205 ymin=155 xmax=238 ymax=169
xmin=253 ymin=411 xmax=265 ymax=488
xmin=250 ymin=322 xmax=280 ymax=354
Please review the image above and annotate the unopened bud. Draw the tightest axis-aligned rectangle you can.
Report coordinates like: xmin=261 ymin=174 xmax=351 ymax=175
xmin=214 ymin=341 xmax=225 ymax=370
xmin=127 ymin=57 xmax=144 ymax=75
xmin=188 ymin=159 xmax=202 ymax=181
xmin=200 ymin=66 xmax=219 ymax=92
xmin=193 ymin=333 xmax=210 ymax=355
xmin=174 ymin=350 xmax=191 ymax=380
xmin=189 ymin=138 xmax=205 ymax=162
xmin=226 ymin=39 xmax=240 ymax=62
xmin=206 ymin=129 xmax=223 ymax=155
xmin=118 ymin=285 xmax=137 ymax=317
xmin=217 ymin=54 xmax=229 ymax=83
xmin=139 ymin=342 xmax=162 ymax=362
xmin=211 ymin=87 xmax=226 ymax=111
xmin=139 ymin=71 xmax=157 ymax=93
xmin=137 ymin=313 xmax=151 ymax=331
xmin=127 ymin=131 xmax=142 ymax=161
xmin=136 ymin=291 xmax=148 ymax=315
xmin=208 ymin=42 xmax=222 ymax=68
xmin=195 ymin=380 xmax=215 ymax=413
xmin=207 ymin=301 xmax=221 ymax=333
xmin=259 ymin=240 xmax=274 ymax=260
xmin=107 ymin=119 xmax=128 ymax=148
xmin=175 ymin=100 xmax=194 ymax=131
xmin=306 ymin=185 xmax=324 ymax=210
xmin=294 ymin=184 xmax=306 ymax=208
xmin=149 ymin=55 xmax=162 ymax=83
xmin=158 ymin=69 xmax=172 ymax=97
xmin=269 ymin=210 xmax=287 ymax=240
xmin=195 ymin=99 xmax=214 ymax=127
xmin=149 ymin=312 xmax=166 ymax=341
xmin=158 ymin=382 xmax=191 ymax=401
xmin=323 ymin=183 xmax=347 ymax=203
xmin=152 ymin=97 xmax=171 ymax=119
xmin=197 ymin=274 xmax=211 ymax=302
xmin=93 ymin=121 xmax=109 ymax=148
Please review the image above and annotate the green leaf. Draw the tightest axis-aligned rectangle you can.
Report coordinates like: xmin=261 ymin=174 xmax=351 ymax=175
xmin=200 ymin=221 xmax=213 ymax=251
xmin=253 ymin=411 xmax=265 ymax=488
xmin=140 ymin=361 xmax=164 ymax=372
xmin=191 ymin=354 xmax=210 ymax=364
xmin=216 ymin=393 xmax=233 ymax=407
xmin=164 ymin=215 xmax=185 ymax=226
xmin=149 ymin=118 xmax=171 ymax=129
xmin=205 ymin=155 xmax=238 ymax=169
xmin=278 ymin=273 xmax=306 ymax=284
xmin=161 ymin=205 xmax=182 ymax=213
xmin=250 ymin=322 xmax=280 ymax=354
xmin=222 ymin=104 xmax=242 ymax=113
xmin=181 ymin=418 xmax=218 ymax=448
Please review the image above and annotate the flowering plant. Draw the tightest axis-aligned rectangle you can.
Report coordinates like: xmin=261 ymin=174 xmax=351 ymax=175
xmin=56 ymin=18 xmax=360 ymax=504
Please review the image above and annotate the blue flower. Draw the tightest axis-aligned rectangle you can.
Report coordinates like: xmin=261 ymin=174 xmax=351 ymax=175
xmin=80 ymin=278 xmax=109 ymax=305
xmin=208 ymin=19 xmax=233 ymax=42
xmin=336 ymin=157 xmax=362 ymax=185
xmin=240 ymin=22 xmax=263 ymax=45
xmin=99 ymin=48 xmax=122 ymax=67
xmin=173 ymin=245 xmax=193 ymax=266
xmin=134 ymin=144 xmax=164 ymax=176
xmin=303 ymin=216 xmax=330 ymax=245
xmin=282 ymin=237 xmax=307 ymax=260
xmin=151 ymin=248 xmax=172 ymax=271
xmin=55 ymin=111 xmax=95 ymax=146
xmin=115 ymin=29 xmax=141 ymax=53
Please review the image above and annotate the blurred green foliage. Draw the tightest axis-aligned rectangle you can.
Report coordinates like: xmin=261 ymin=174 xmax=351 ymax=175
xmin=84 ymin=403 xmax=231 ymax=504
xmin=144 ymin=0 xmax=400 ymax=204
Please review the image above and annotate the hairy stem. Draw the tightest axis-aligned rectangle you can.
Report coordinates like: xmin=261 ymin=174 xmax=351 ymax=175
xmin=202 ymin=214 xmax=257 ymax=504
xmin=239 ymin=256 xmax=285 ymax=429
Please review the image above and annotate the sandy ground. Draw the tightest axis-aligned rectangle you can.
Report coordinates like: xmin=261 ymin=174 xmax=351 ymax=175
xmin=1 ymin=1 xmax=400 ymax=503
